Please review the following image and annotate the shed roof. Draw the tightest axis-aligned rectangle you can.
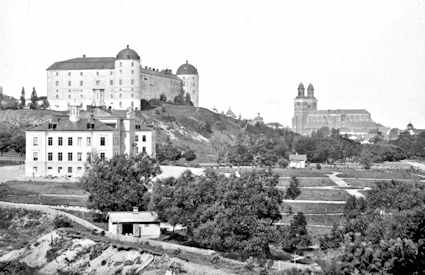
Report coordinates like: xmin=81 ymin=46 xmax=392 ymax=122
xmin=289 ymin=154 xmax=307 ymax=161
xmin=108 ymin=211 xmax=159 ymax=223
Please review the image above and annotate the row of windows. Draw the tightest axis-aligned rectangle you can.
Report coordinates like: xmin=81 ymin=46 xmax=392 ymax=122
xmin=33 ymin=151 xmax=105 ymax=161
xmin=33 ymin=166 xmax=82 ymax=174
xmin=36 ymin=136 xmax=107 ymax=146
xmin=54 ymin=65 xmax=135 ymax=77
xmin=55 ymin=79 xmax=136 ymax=87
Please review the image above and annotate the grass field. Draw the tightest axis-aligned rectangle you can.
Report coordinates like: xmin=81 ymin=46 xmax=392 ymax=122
xmin=272 ymin=168 xmax=331 ymax=177
xmin=279 ymin=177 xmax=335 ymax=187
xmin=285 ymin=201 xmax=345 ymax=214
xmin=336 ymin=168 xmax=420 ymax=180
xmin=297 ymin=188 xmax=350 ymax=201
xmin=280 ymin=213 xmax=343 ymax=227
xmin=0 ymin=182 xmax=87 ymax=207
xmin=5 ymin=180 xmax=87 ymax=195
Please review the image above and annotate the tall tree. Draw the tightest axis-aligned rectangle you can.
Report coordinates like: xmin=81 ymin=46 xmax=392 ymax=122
xmin=19 ymin=87 xmax=25 ymax=109
xmin=80 ymin=154 xmax=161 ymax=216
xmin=30 ymin=87 xmax=38 ymax=109
xmin=285 ymin=176 xmax=301 ymax=199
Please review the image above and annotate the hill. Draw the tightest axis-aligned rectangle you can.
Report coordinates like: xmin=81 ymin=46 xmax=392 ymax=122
xmin=0 ymin=105 xmax=295 ymax=163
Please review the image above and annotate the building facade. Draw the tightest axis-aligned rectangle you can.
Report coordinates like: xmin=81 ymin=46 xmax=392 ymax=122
xmin=292 ymin=83 xmax=385 ymax=139
xmin=108 ymin=208 xmax=160 ymax=239
xmin=47 ymin=45 xmax=199 ymax=111
xmin=25 ymin=106 xmax=155 ymax=178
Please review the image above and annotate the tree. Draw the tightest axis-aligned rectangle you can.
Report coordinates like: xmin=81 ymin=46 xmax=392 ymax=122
xmin=80 ymin=154 xmax=161 ymax=216
xmin=285 ymin=176 xmax=301 ymax=199
xmin=282 ymin=212 xmax=311 ymax=251
xmin=159 ymin=94 xmax=167 ymax=102
xmin=29 ymin=87 xmax=38 ymax=109
xmin=40 ymin=98 xmax=49 ymax=109
xmin=150 ymin=169 xmax=284 ymax=259
xmin=184 ymin=93 xmax=193 ymax=106
xmin=183 ymin=149 xmax=196 ymax=161
xmin=173 ymin=89 xmax=185 ymax=105
xmin=155 ymin=141 xmax=182 ymax=163
xmin=19 ymin=87 xmax=25 ymax=109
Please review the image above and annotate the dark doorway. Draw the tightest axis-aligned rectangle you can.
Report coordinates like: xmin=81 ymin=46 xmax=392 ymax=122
xmin=122 ymin=223 xmax=133 ymax=235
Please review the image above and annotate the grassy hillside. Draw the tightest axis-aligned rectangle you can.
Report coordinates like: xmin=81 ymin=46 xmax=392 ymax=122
xmin=0 ymin=105 xmax=293 ymax=163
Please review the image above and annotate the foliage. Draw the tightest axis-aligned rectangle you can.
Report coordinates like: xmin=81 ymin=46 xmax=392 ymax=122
xmin=0 ymin=126 xmax=25 ymax=154
xmin=155 ymin=141 xmax=182 ymax=163
xmin=29 ymin=87 xmax=38 ymax=110
xmin=281 ymin=212 xmax=311 ymax=252
xmin=183 ymin=149 xmax=196 ymax=161
xmin=80 ymin=154 xmax=161 ymax=215
xmin=40 ymin=97 xmax=50 ymax=109
xmin=53 ymin=215 xmax=73 ymax=228
xmin=391 ymin=131 xmax=425 ymax=158
xmin=150 ymin=169 xmax=285 ymax=259
xmin=284 ymin=176 xmax=301 ymax=199
xmin=19 ymin=87 xmax=25 ymax=109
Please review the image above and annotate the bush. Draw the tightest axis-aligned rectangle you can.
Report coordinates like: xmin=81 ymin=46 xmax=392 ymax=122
xmin=183 ymin=150 xmax=196 ymax=161
xmin=53 ymin=215 xmax=73 ymax=228
xmin=316 ymin=163 xmax=322 ymax=170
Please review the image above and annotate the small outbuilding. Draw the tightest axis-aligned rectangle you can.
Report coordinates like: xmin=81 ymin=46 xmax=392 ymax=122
xmin=108 ymin=208 xmax=160 ymax=239
xmin=289 ymin=154 xmax=307 ymax=168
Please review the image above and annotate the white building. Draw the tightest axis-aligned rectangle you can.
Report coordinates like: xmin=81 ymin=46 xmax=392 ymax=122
xmin=289 ymin=154 xmax=307 ymax=168
xmin=108 ymin=208 xmax=160 ymax=239
xmin=25 ymin=106 xmax=155 ymax=178
xmin=47 ymin=45 xmax=199 ymax=111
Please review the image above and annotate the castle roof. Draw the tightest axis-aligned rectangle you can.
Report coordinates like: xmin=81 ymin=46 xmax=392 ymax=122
xmin=116 ymin=45 xmax=140 ymax=61
xmin=27 ymin=117 xmax=115 ymax=132
xmin=176 ymin=60 xmax=198 ymax=75
xmin=47 ymin=57 xmax=115 ymax=70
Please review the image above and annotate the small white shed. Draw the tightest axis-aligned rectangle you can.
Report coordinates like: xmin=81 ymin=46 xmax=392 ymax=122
xmin=108 ymin=208 xmax=160 ymax=239
xmin=289 ymin=154 xmax=307 ymax=168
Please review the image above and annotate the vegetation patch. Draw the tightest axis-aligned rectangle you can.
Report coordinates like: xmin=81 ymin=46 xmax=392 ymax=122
xmin=297 ymin=189 xmax=350 ymax=201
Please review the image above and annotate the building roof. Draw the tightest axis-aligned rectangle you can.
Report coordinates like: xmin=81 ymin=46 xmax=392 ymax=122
xmin=108 ymin=211 xmax=159 ymax=223
xmin=116 ymin=45 xmax=140 ymax=61
xmin=289 ymin=154 xmax=307 ymax=161
xmin=176 ymin=60 xmax=198 ymax=75
xmin=47 ymin=57 xmax=116 ymax=71
xmin=26 ymin=117 xmax=115 ymax=132
xmin=309 ymin=109 xmax=370 ymax=115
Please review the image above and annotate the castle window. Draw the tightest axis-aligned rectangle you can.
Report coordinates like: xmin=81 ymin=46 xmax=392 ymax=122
xmin=33 ymin=152 xmax=38 ymax=161
xmin=68 ymin=137 xmax=73 ymax=146
xmin=110 ymin=71 xmax=113 ymax=75
xmin=80 ymin=72 xmax=83 ymax=76
xmin=119 ymin=93 xmax=122 ymax=98
xmin=119 ymin=102 xmax=122 ymax=108
xmin=48 ymin=152 xmax=53 ymax=161
xmin=68 ymin=167 xmax=72 ymax=173
xmin=96 ymin=80 xmax=100 ymax=86
xmin=131 ymin=70 xmax=134 ymax=74
xmin=58 ymin=152 xmax=63 ymax=161
xmin=86 ymin=137 xmax=91 ymax=146
xmin=55 ymin=81 xmax=59 ymax=86
xmin=135 ymin=135 xmax=139 ymax=142
xmin=68 ymin=72 xmax=71 ymax=76
xmin=100 ymin=152 xmax=105 ymax=160
xmin=33 ymin=137 xmax=38 ymax=146
xmin=68 ymin=152 xmax=73 ymax=161
xmin=68 ymin=94 xmax=71 ymax=99
xmin=131 ymin=79 xmax=134 ymax=85
xmin=68 ymin=81 xmax=71 ymax=86
xmin=80 ymin=81 xmax=83 ymax=86
xmin=96 ymin=71 xmax=99 ymax=76
xmin=48 ymin=137 xmax=53 ymax=146
xmin=119 ymin=79 xmax=122 ymax=85
xmin=142 ymin=135 xmax=146 ymax=142
xmin=77 ymin=137 xmax=82 ymax=146
xmin=100 ymin=137 xmax=106 ymax=146
xmin=110 ymin=80 xmax=113 ymax=85
xmin=131 ymin=62 xmax=134 ymax=67
xmin=56 ymin=94 xmax=59 ymax=99
xmin=120 ymin=62 xmax=122 ymax=67
xmin=86 ymin=152 xmax=91 ymax=161
xmin=77 ymin=152 xmax=82 ymax=161
xmin=55 ymin=72 xmax=58 ymax=76
xmin=131 ymin=93 xmax=134 ymax=98
xmin=58 ymin=137 xmax=63 ymax=146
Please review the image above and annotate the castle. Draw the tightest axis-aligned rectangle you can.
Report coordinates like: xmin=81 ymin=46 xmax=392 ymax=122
xmin=292 ymin=83 xmax=385 ymax=139
xmin=46 ymin=45 xmax=199 ymax=111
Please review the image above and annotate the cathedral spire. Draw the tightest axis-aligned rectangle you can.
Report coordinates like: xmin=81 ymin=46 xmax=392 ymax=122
xmin=307 ymin=83 xmax=314 ymax=97
xmin=297 ymin=82 xmax=305 ymax=97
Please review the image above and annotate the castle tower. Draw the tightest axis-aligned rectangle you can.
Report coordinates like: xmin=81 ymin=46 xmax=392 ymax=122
xmin=176 ymin=60 xmax=199 ymax=106
xmin=292 ymin=83 xmax=318 ymax=135
xmin=114 ymin=45 xmax=141 ymax=110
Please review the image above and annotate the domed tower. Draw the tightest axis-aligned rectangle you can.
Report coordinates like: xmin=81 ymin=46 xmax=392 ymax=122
xmin=176 ymin=60 xmax=199 ymax=106
xmin=292 ymin=82 xmax=318 ymax=135
xmin=113 ymin=45 xmax=141 ymax=110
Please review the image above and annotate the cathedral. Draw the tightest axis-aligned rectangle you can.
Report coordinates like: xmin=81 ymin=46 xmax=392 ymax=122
xmin=46 ymin=45 xmax=199 ymax=111
xmin=292 ymin=83 xmax=385 ymax=139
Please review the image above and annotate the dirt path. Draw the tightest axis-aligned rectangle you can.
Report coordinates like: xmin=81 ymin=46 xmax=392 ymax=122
xmin=328 ymin=172 xmax=365 ymax=198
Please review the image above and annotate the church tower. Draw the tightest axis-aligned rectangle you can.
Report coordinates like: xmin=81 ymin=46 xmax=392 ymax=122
xmin=292 ymin=83 xmax=318 ymax=135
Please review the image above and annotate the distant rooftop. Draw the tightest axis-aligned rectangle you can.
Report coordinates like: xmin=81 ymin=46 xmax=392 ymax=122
xmin=309 ymin=109 xmax=370 ymax=115
xmin=27 ymin=117 xmax=114 ymax=132
xmin=47 ymin=57 xmax=116 ymax=71
xmin=289 ymin=154 xmax=307 ymax=161
xmin=108 ymin=211 xmax=159 ymax=223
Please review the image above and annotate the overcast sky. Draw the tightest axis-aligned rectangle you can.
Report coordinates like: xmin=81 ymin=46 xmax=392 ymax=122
xmin=1 ymin=0 xmax=424 ymax=129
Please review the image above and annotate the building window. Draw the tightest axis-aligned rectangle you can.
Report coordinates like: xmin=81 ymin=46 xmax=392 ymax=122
xmin=119 ymin=102 xmax=122 ymax=108
xmin=68 ymin=94 xmax=71 ymax=99
xmin=142 ymin=135 xmax=146 ymax=142
xmin=33 ymin=152 xmax=38 ymax=161
xmin=86 ymin=137 xmax=91 ymax=146
xmin=77 ymin=152 xmax=82 ymax=161
xmin=120 ymin=62 xmax=122 ymax=67
xmin=33 ymin=137 xmax=38 ymax=146
xmin=142 ymin=146 xmax=146 ymax=153
xmin=77 ymin=137 xmax=82 ymax=146
xmin=100 ymin=137 xmax=105 ymax=146
xmin=96 ymin=80 xmax=100 ymax=86
xmin=55 ymin=81 xmax=59 ymax=86
xmin=100 ymin=152 xmax=105 ymax=160
xmin=55 ymin=72 xmax=59 ymax=76
xmin=48 ymin=167 xmax=52 ymax=170
xmin=77 ymin=167 xmax=82 ymax=171
xmin=131 ymin=70 xmax=134 ymax=74
xmin=58 ymin=137 xmax=63 ymax=146
xmin=58 ymin=152 xmax=63 ymax=161
xmin=68 ymin=81 xmax=71 ymax=86
xmin=48 ymin=152 xmax=53 ymax=161
xmin=80 ymin=72 xmax=83 ymax=76
xmin=68 ymin=152 xmax=73 ymax=161
xmin=119 ymin=93 xmax=122 ymax=98
xmin=113 ymin=136 xmax=119 ymax=145
xmin=86 ymin=152 xmax=91 ymax=162
xmin=96 ymin=71 xmax=99 ymax=76
xmin=68 ymin=72 xmax=71 ymax=76
xmin=131 ymin=62 xmax=134 ymax=67
xmin=68 ymin=167 xmax=72 ymax=173
xmin=131 ymin=93 xmax=134 ymax=98
xmin=135 ymin=135 xmax=139 ymax=142
xmin=119 ymin=79 xmax=122 ymax=85
xmin=58 ymin=166 xmax=62 ymax=173
xmin=110 ymin=80 xmax=113 ymax=85
xmin=68 ymin=137 xmax=73 ymax=146
xmin=80 ymin=81 xmax=83 ymax=86
xmin=56 ymin=94 xmax=59 ymax=99
xmin=131 ymin=79 xmax=134 ymax=85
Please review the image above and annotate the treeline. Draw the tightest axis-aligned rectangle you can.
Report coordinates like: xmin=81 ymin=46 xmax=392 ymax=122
xmin=319 ymin=180 xmax=425 ymax=274
xmin=0 ymin=125 xmax=26 ymax=155
xmin=0 ymin=87 xmax=49 ymax=110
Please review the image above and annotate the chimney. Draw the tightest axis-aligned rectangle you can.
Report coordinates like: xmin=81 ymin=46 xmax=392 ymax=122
xmin=133 ymin=207 xmax=138 ymax=213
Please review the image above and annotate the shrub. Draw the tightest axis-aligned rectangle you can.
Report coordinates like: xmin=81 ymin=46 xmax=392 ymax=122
xmin=183 ymin=150 xmax=196 ymax=161
xmin=316 ymin=163 xmax=322 ymax=170
xmin=53 ymin=215 xmax=72 ymax=228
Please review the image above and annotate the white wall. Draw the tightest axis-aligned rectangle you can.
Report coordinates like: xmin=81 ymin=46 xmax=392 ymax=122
xmin=178 ymin=74 xmax=199 ymax=106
